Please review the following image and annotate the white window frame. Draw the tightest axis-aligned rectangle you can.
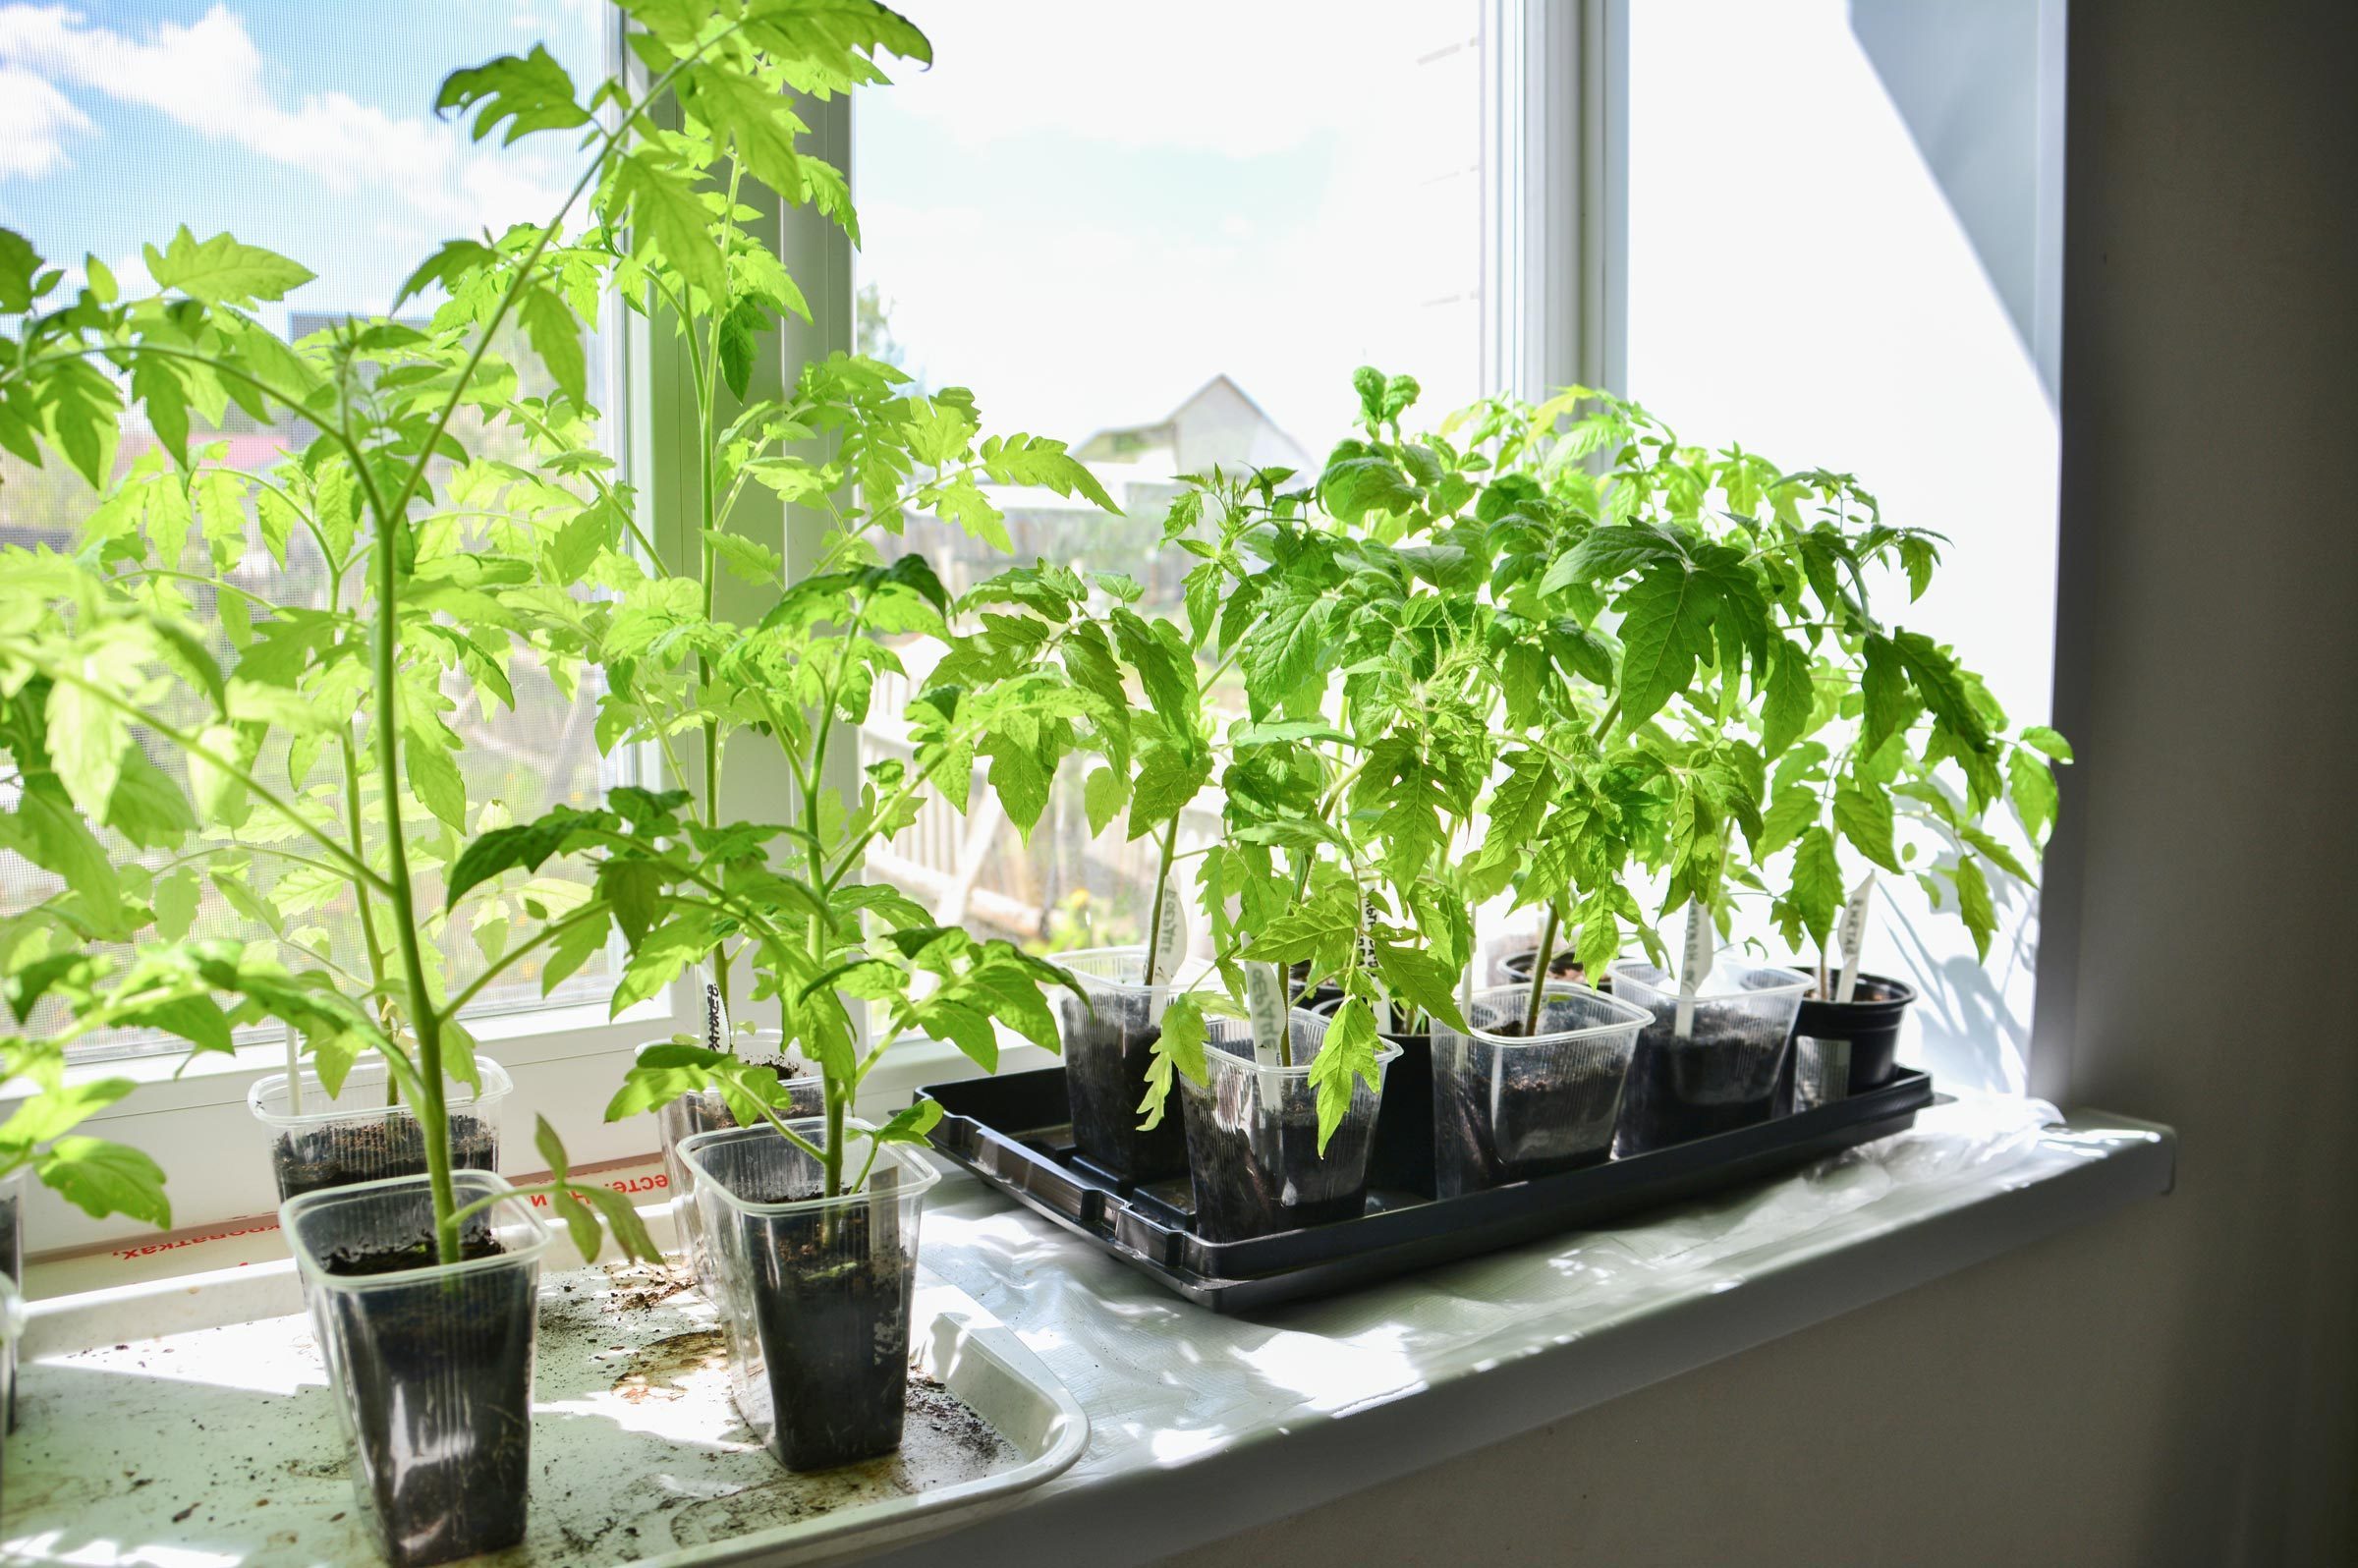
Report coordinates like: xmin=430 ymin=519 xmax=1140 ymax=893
xmin=15 ymin=8 xmax=1612 ymax=1253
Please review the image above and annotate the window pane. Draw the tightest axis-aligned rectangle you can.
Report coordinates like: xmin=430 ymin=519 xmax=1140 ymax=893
xmin=855 ymin=0 xmax=1488 ymax=957
xmin=1625 ymin=0 xmax=2062 ymax=1093
xmin=0 ymin=2 xmax=626 ymax=1056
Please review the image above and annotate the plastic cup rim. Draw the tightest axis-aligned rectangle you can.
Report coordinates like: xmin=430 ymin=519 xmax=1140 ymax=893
xmin=1610 ymin=957 xmax=1814 ymax=1002
xmin=677 ymin=1115 xmax=942 ymax=1217
xmin=279 ymin=1167 xmax=552 ymax=1291
xmin=247 ymin=1056 xmax=514 ymax=1130
xmin=1452 ymin=980 xmax=1651 ymax=1046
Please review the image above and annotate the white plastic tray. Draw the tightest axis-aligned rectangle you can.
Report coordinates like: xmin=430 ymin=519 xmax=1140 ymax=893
xmin=2 ymin=1219 xmax=1088 ymax=1567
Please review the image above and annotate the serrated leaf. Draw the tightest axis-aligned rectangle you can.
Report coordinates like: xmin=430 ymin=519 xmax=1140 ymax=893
xmin=1832 ymin=780 xmax=1902 ymax=872
xmin=1954 ymin=856 xmax=1996 ymax=960
xmin=1137 ymin=991 xmax=1207 ymax=1132
xmin=1791 ymin=824 xmax=1844 ymax=951
xmin=2008 ymin=750 xmax=2059 ymax=841
xmin=520 ymin=285 xmax=587 ymax=405
xmin=1614 ymin=560 xmax=1718 ymax=729
xmin=1084 ymin=765 xmax=1127 ymax=837
xmin=37 ymin=1136 xmax=170 ymax=1226
xmin=143 ymin=226 xmax=314 ymax=305
xmin=1762 ymin=637 xmax=1815 ymax=757
xmin=1862 ymin=634 xmax=1912 ymax=756
xmin=2020 ymin=725 xmax=2074 ymax=762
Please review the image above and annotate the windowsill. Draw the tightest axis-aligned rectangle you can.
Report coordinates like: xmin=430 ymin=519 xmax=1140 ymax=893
xmin=15 ymin=1093 xmax=2171 ymax=1565
xmin=837 ymin=1095 xmax=2175 ymax=1568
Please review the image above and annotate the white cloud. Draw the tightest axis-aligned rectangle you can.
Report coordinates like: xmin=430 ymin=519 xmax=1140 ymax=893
xmin=883 ymin=0 xmax=1476 ymax=156
xmin=0 ymin=60 xmax=90 ymax=179
xmin=0 ymin=3 xmax=577 ymax=251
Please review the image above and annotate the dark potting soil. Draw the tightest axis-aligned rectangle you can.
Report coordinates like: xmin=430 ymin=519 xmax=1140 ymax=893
xmin=1617 ymin=1023 xmax=1792 ymax=1155
xmin=1501 ymin=948 xmax=1587 ymax=984
xmin=316 ymin=1238 xmax=535 ymax=1566
xmin=269 ymin=1112 xmax=499 ymax=1204
xmin=737 ymin=1204 xmax=916 ymax=1471
xmin=1183 ymin=1100 xmax=1369 ymax=1242
xmin=1059 ymin=990 xmax=1188 ymax=1183
xmin=1435 ymin=1025 xmax=1629 ymax=1191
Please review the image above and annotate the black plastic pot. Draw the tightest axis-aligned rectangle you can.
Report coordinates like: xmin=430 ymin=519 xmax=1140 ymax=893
xmin=281 ymin=1171 xmax=548 ymax=1567
xmin=1175 ymin=1010 xmax=1399 ymax=1241
xmin=249 ymin=1058 xmax=509 ymax=1204
xmin=1611 ymin=959 xmax=1811 ymax=1155
xmin=1053 ymin=948 xmax=1191 ymax=1183
xmin=1311 ymin=998 xmax=1436 ymax=1197
xmin=680 ymin=1119 xmax=939 ymax=1472
xmin=1790 ymin=974 xmax=1918 ymax=1104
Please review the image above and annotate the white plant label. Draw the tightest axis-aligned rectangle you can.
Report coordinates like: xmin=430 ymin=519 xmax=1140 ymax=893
xmin=1149 ymin=875 xmax=1185 ymax=986
xmin=1676 ymin=902 xmax=1712 ymax=1038
xmin=701 ymin=971 xmax=731 ymax=1053
xmin=1835 ymin=872 xmax=1877 ymax=1004
xmin=1242 ymin=961 xmax=1289 ymax=1068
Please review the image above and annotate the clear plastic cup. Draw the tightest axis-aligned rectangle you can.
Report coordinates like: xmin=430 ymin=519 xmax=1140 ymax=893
xmin=680 ymin=1117 xmax=940 ymax=1472
xmin=1053 ymin=946 xmax=1189 ymax=1182
xmin=638 ymin=1033 xmax=825 ymax=1279
xmin=282 ymin=1170 xmax=550 ymax=1567
xmin=1431 ymin=982 xmax=1652 ymax=1195
xmin=1610 ymin=958 xmax=1812 ymax=1154
xmin=1176 ymin=1007 xmax=1401 ymax=1241
xmin=0 ymin=1268 xmax=21 ymax=1509
xmin=248 ymin=1057 xmax=512 ymax=1204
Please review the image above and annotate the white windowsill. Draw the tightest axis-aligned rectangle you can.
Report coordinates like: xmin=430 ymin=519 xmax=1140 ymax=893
xmin=832 ymin=1100 xmax=2177 ymax=1568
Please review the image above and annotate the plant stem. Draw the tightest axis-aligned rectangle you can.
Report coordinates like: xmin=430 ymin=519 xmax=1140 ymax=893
xmin=1142 ymin=812 xmax=1181 ymax=982
xmin=366 ymin=491 xmax=456 ymax=1264
xmin=1523 ymin=902 xmax=1561 ymax=1036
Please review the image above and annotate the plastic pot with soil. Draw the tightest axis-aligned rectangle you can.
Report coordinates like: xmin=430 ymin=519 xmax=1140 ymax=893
xmin=1176 ymin=1008 xmax=1400 ymax=1241
xmin=680 ymin=1117 xmax=938 ymax=1472
xmin=1788 ymin=973 xmax=1918 ymax=1108
xmin=1310 ymin=995 xmax=1437 ymax=1196
xmin=282 ymin=1169 xmax=550 ymax=1567
xmin=643 ymin=1033 xmax=825 ymax=1277
xmin=248 ymin=1058 xmax=511 ymax=1204
xmin=1495 ymin=946 xmax=1588 ymax=987
xmin=1610 ymin=958 xmax=1811 ymax=1155
xmin=0 ymin=1269 xmax=18 ymax=1508
xmin=1432 ymin=982 xmax=1652 ymax=1196
xmin=1053 ymin=946 xmax=1191 ymax=1183
xmin=0 ymin=1164 xmax=20 ymax=1432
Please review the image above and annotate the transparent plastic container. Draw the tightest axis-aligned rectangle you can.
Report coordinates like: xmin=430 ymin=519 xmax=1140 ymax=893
xmin=1176 ymin=1008 xmax=1401 ymax=1241
xmin=0 ymin=1269 xmax=20 ymax=1510
xmin=282 ymin=1170 xmax=550 ymax=1567
xmin=1610 ymin=958 xmax=1812 ymax=1155
xmin=1432 ymin=982 xmax=1653 ymax=1196
xmin=1054 ymin=946 xmax=1189 ymax=1182
xmin=680 ymin=1117 xmax=940 ymax=1472
xmin=248 ymin=1057 xmax=511 ymax=1204
xmin=640 ymin=1034 xmax=825 ymax=1278
xmin=0 ymin=1163 xmax=21 ymax=1434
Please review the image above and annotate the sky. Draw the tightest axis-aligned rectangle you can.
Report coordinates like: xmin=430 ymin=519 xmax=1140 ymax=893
xmin=1 ymin=0 xmax=1489 ymax=457
xmin=855 ymin=0 xmax=1487 ymax=453
xmin=0 ymin=0 xmax=609 ymax=326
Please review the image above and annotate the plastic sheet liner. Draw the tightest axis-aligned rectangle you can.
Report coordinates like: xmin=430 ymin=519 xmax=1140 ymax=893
xmin=916 ymin=1092 xmax=2103 ymax=1471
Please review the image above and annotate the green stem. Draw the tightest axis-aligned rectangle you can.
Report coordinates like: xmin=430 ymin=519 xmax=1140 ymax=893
xmin=1142 ymin=812 xmax=1182 ymax=982
xmin=366 ymin=483 xmax=460 ymax=1265
xmin=1524 ymin=902 xmax=1561 ymax=1036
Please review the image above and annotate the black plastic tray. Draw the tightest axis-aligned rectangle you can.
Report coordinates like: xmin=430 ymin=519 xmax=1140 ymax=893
xmin=918 ymin=1050 xmax=1937 ymax=1312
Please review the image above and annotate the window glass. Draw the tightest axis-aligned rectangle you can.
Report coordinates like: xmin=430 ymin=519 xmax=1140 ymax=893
xmin=855 ymin=0 xmax=1488 ymax=959
xmin=0 ymin=1 xmax=625 ymax=1056
xmin=1625 ymin=0 xmax=2062 ymax=1092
